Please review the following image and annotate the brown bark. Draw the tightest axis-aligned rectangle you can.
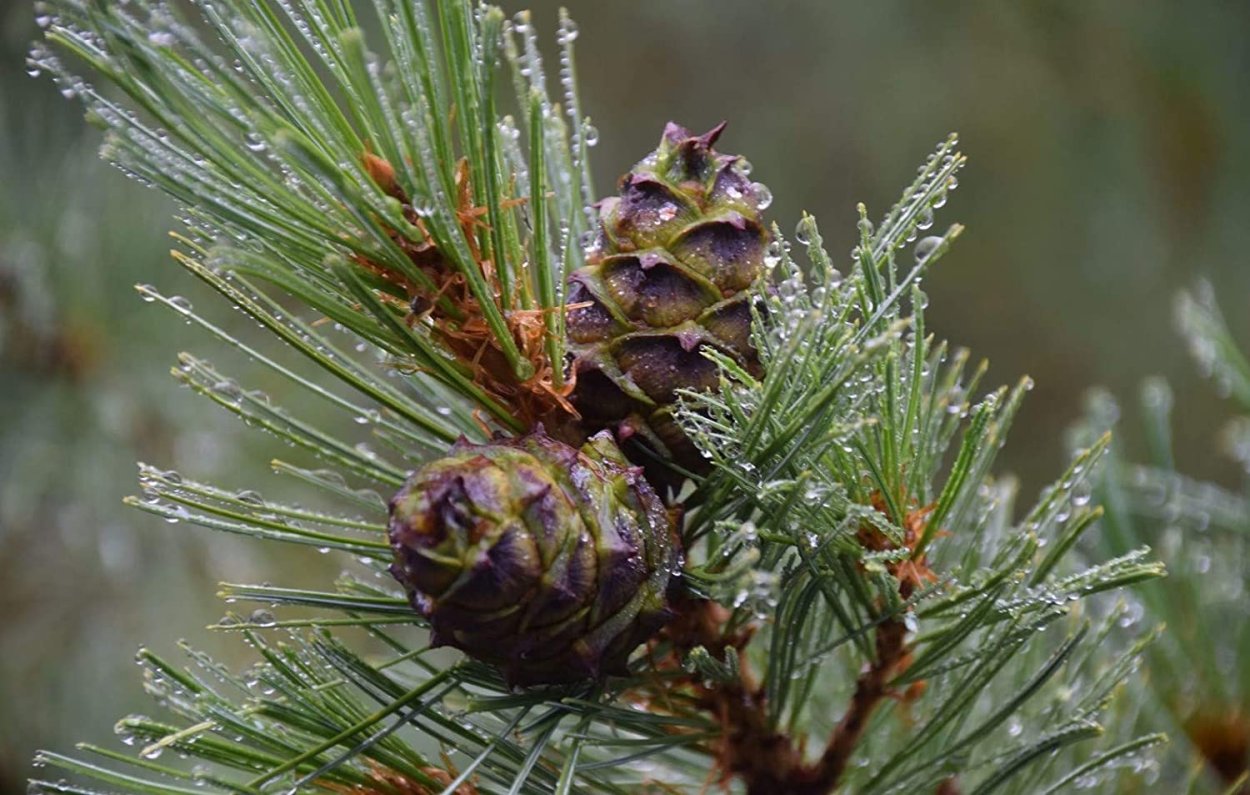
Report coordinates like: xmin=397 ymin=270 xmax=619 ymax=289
xmin=655 ymin=498 xmax=934 ymax=794
xmin=798 ymin=616 xmax=911 ymax=794
xmin=660 ymin=596 xmax=913 ymax=795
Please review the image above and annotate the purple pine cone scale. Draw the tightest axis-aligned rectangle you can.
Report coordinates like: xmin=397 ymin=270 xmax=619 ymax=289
xmin=388 ymin=428 xmax=680 ymax=686
xmin=566 ymin=122 xmax=771 ymax=475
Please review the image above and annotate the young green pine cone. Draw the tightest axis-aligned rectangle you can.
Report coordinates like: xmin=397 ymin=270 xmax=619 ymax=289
xmin=566 ymin=122 xmax=771 ymax=475
xmin=387 ymin=428 xmax=680 ymax=686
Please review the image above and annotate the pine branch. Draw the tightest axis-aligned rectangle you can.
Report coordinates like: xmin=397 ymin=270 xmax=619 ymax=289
xmin=33 ymin=0 xmax=591 ymax=437
xmin=674 ymin=138 xmax=1164 ymax=792
xmin=28 ymin=2 xmax=1170 ymax=793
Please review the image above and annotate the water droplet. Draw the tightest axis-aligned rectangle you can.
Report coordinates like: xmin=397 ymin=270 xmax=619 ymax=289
xmin=794 ymin=219 xmax=811 ymax=245
xmin=914 ymin=236 xmax=942 ymax=263
xmin=212 ymin=380 xmax=243 ymax=403
xmin=556 ymin=17 xmax=579 ymax=43
xmin=1118 ymin=600 xmax=1145 ymax=628
xmin=751 ymin=182 xmax=772 ymax=210
xmin=249 ymin=609 xmax=277 ymax=627
xmin=916 ymin=206 xmax=934 ymax=230
xmin=235 ymin=489 xmax=265 ymax=506
xmin=763 ymin=240 xmax=784 ymax=270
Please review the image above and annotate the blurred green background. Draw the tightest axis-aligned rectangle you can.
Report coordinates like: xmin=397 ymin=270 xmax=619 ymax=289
xmin=2 ymin=1 xmax=1248 ymax=792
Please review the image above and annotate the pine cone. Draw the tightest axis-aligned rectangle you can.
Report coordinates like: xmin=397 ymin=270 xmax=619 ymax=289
xmin=566 ymin=122 xmax=771 ymax=474
xmin=387 ymin=428 xmax=680 ymax=686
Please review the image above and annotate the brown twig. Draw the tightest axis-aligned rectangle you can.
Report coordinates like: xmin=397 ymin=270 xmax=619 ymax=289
xmin=801 ymin=614 xmax=911 ymax=794
xmin=649 ymin=497 xmax=936 ymax=794
xmin=652 ymin=596 xmax=911 ymax=795
xmin=935 ymin=776 xmax=962 ymax=795
xmin=654 ymin=597 xmax=809 ymax=794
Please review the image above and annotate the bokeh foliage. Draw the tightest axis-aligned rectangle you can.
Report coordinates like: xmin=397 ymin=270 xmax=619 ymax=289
xmin=0 ymin=5 xmax=331 ymax=789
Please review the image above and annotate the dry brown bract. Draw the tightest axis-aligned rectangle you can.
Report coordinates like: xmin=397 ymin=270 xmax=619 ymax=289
xmin=357 ymin=153 xmax=578 ymax=432
xmin=324 ymin=758 xmax=478 ymax=795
